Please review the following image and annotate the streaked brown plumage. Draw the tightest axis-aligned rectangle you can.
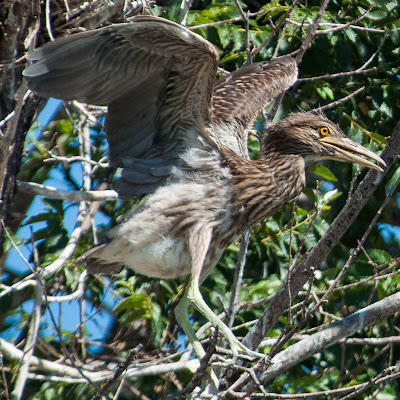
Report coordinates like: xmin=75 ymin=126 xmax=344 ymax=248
xmin=23 ymin=15 xmax=385 ymax=360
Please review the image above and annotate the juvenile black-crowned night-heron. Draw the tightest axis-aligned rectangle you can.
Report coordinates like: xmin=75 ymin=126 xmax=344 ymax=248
xmin=23 ymin=15 xmax=385 ymax=360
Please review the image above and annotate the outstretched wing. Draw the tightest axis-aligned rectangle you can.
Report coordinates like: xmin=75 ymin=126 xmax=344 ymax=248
xmin=212 ymin=56 xmax=298 ymax=157
xmin=24 ymin=16 xmax=219 ymax=197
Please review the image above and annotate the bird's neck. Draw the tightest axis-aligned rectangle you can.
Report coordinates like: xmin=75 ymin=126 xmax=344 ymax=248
xmin=222 ymin=148 xmax=307 ymax=234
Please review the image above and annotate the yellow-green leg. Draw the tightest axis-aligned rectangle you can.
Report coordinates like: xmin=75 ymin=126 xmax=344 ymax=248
xmin=175 ymin=287 xmax=206 ymax=359
xmin=175 ymin=283 xmax=219 ymax=391
xmin=186 ymin=275 xmax=264 ymax=359
xmin=175 ymin=225 xmax=265 ymax=392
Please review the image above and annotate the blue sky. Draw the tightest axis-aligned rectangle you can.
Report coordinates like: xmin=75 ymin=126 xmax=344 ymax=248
xmin=2 ymin=99 xmax=115 ymax=352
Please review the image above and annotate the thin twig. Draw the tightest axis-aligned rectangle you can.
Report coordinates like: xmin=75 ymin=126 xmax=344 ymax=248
xmin=45 ymin=0 xmax=55 ymax=41
xmin=335 ymin=164 xmax=400 ymax=283
xmin=287 ymin=20 xmax=400 ymax=35
xmin=70 ymin=100 xmax=101 ymax=125
xmin=312 ymin=86 xmax=365 ymax=113
xmin=11 ymin=274 xmax=43 ymax=400
xmin=180 ymin=333 xmax=218 ymax=398
xmin=251 ymin=0 xmax=301 ymax=58
xmin=220 ymin=370 xmax=400 ymax=398
xmin=45 ymin=271 xmax=87 ymax=302
xmin=309 ymin=0 xmax=376 ymax=35
xmin=272 ymin=23 xmax=288 ymax=58
xmin=339 ymin=366 xmax=396 ymax=400
xmin=188 ymin=11 xmax=265 ymax=31
xmin=268 ymin=0 xmax=328 ymax=120
xmin=356 ymin=31 xmax=388 ymax=72
xmin=180 ymin=0 xmax=193 ymax=26
xmin=0 ymin=77 xmax=28 ymax=199
xmin=228 ymin=230 xmax=250 ymax=328
xmin=233 ymin=0 xmax=251 ymax=63
xmin=298 ymin=67 xmax=376 ymax=83
xmin=0 ymin=200 xmax=89 ymax=299
xmin=1 ymin=220 xmax=33 ymax=271
xmin=91 ymin=345 xmax=143 ymax=400
xmin=287 ymin=201 xmax=297 ymax=323
xmin=294 ymin=0 xmax=330 ymax=63
xmin=0 ymin=338 xmax=200 ymax=381
xmin=44 ymin=153 xmax=109 ymax=168
xmin=0 ymin=353 xmax=10 ymax=400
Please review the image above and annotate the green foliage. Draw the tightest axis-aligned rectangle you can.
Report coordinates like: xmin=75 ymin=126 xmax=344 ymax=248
xmin=309 ymin=164 xmax=338 ymax=181
xmin=113 ymin=280 xmax=152 ymax=323
xmin=2 ymin=0 xmax=400 ymax=399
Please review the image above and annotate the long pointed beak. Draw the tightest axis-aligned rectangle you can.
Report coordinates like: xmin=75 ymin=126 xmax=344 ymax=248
xmin=319 ymin=136 xmax=386 ymax=172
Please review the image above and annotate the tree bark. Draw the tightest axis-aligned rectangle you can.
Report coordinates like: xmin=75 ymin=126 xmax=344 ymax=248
xmin=0 ymin=1 xmax=41 ymax=259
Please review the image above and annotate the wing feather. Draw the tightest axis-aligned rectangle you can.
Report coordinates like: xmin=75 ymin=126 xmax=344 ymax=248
xmin=212 ymin=56 xmax=298 ymax=157
xmin=24 ymin=16 xmax=219 ymax=197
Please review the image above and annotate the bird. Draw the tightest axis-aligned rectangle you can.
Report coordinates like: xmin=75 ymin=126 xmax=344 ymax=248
xmin=23 ymin=15 xmax=385 ymax=360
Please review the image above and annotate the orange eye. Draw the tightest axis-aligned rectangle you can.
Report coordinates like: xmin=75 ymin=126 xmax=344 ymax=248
xmin=320 ymin=126 xmax=330 ymax=136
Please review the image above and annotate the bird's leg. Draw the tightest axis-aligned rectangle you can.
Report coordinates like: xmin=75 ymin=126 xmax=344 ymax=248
xmin=175 ymin=288 xmax=206 ymax=359
xmin=174 ymin=225 xmax=214 ymax=360
xmin=186 ymin=275 xmax=265 ymax=360
xmin=175 ymin=226 xmax=220 ymax=392
xmin=185 ymin=226 xmax=266 ymax=361
xmin=175 ymin=284 xmax=220 ymax=393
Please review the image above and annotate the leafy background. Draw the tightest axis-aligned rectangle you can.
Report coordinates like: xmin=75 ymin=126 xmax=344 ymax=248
xmin=1 ymin=0 xmax=400 ymax=398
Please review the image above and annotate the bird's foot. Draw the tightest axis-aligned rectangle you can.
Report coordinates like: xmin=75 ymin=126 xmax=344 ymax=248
xmin=218 ymin=330 xmax=267 ymax=363
xmin=184 ymin=278 xmax=267 ymax=363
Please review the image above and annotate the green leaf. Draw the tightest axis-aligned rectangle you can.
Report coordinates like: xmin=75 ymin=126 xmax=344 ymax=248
xmin=309 ymin=164 xmax=338 ymax=182
xmin=64 ymin=267 xmax=78 ymax=288
xmin=264 ymin=220 xmax=281 ymax=232
xmin=388 ymin=166 xmax=400 ymax=187
xmin=384 ymin=0 xmax=398 ymax=12
xmin=113 ymin=293 xmax=152 ymax=322
xmin=376 ymin=391 xmax=397 ymax=400
xmin=320 ymin=189 xmax=340 ymax=205
xmin=260 ymin=1 xmax=289 ymax=18
xmin=369 ymin=130 xmax=387 ymax=144
xmin=313 ymin=217 xmax=330 ymax=237
xmin=54 ymin=119 xmax=73 ymax=134
xmin=303 ymin=232 xmax=317 ymax=249
xmin=150 ymin=302 xmax=162 ymax=343
xmin=367 ymin=10 xmax=387 ymax=20
xmin=368 ymin=249 xmax=392 ymax=264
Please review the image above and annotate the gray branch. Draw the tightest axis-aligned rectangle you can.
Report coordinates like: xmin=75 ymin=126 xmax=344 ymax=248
xmin=17 ymin=181 xmax=119 ymax=202
xmin=259 ymin=290 xmax=400 ymax=384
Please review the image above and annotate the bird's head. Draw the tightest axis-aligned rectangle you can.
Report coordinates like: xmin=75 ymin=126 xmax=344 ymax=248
xmin=261 ymin=112 xmax=385 ymax=171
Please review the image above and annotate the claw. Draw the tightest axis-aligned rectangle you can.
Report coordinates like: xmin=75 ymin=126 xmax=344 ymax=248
xmin=217 ymin=331 xmax=267 ymax=362
xmin=176 ymin=276 xmax=265 ymax=363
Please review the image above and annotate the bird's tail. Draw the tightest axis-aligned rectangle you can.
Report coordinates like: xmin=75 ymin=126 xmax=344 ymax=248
xmin=76 ymin=243 xmax=123 ymax=275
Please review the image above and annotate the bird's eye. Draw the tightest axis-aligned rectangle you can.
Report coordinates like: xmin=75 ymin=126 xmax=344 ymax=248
xmin=319 ymin=126 xmax=330 ymax=136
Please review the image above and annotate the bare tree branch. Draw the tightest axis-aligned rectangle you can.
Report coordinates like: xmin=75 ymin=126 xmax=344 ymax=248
xmin=0 ymin=337 xmax=200 ymax=381
xmin=224 ymin=291 xmax=400 ymax=395
xmin=251 ymin=0 xmax=301 ymax=58
xmin=17 ymin=181 xmax=118 ymax=202
xmin=260 ymin=291 xmax=400 ymax=383
xmin=223 ymin=369 xmax=400 ymax=398
xmin=312 ymin=86 xmax=365 ymax=112
xmin=11 ymin=277 xmax=43 ymax=399
xmin=287 ymin=19 xmax=400 ymax=34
